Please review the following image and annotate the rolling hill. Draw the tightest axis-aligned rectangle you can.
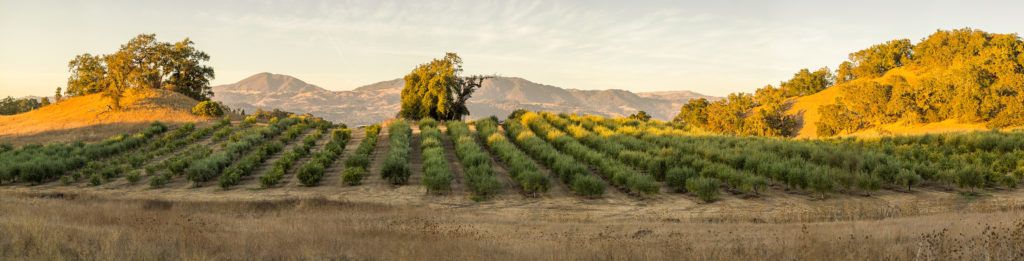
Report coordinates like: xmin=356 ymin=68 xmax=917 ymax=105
xmin=0 ymin=89 xmax=228 ymax=146
xmin=783 ymin=67 xmax=1002 ymax=139
xmin=211 ymin=73 xmax=718 ymax=126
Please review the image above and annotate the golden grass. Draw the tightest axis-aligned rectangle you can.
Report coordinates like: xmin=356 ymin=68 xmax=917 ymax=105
xmin=0 ymin=190 xmax=1022 ymax=260
xmin=0 ymin=89 xmax=231 ymax=146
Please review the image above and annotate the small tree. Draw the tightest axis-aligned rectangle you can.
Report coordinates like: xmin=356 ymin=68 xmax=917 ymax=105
xmin=808 ymin=171 xmax=834 ymax=199
xmin=895 ymin=169 xmax=922 ymax=192
xmin=854 ymin=172 xmax=881 ymax=196
xmin=956 ymin=165 xmax=986 ymax=193
xmin=192 ymin=101 xmax=224 ymax=117
xmin=686 ymin=177 xmax=721 ymax=202
xmin=629 ymin=111 xmax=652 ymax=122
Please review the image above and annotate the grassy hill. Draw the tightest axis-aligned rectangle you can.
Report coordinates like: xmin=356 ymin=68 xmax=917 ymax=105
xmin=784 ymin=67 xmax=1016 ymax=139
xmin=0 ymin=89 xmax=229 ymax=146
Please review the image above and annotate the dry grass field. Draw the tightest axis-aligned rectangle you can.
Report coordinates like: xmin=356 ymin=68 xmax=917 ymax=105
xmin=1 ymin=186 xmax=1023 ymax=260
xmin=2 ymin=105 xmax=1023 ymax=260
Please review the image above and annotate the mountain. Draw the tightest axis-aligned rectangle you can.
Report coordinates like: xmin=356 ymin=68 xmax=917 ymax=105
xmin=212 ymin=73 xmax=718 ymax=126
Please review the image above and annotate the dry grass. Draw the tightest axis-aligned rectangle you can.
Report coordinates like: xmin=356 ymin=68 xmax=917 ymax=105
xmin=0 ymin=89 xmax=236 ymax=146
xmin=0 ymin=190 xmax=1022 ymax=260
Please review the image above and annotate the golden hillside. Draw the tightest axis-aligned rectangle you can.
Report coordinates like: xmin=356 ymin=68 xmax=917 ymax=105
xmin=784 ymin=67 xmax=1007 ymax=139
xmin=0 ymin=89 xmax=228 ymax=145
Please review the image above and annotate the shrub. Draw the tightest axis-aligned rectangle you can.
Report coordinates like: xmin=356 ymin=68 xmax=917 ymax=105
xmin=665 ymin=167 xmax=697 ymax=192
xmin=956 ymin=165 xmax=986 ymax=192
xmin=854 ymin=172 xmax=882 ymax=195
xmin=126 ymin=171 xmax=141 ymax=184
xmin=192 ymin=101 xmax=225 ymax=117
xmin=686 ymin=177 xmax=720 ymax=202
xmin=89 ymin=173 xmax=102 ymax=186
xmin=297 ymin=163 xmax=326 ymax=186
xmin=344 ymin=154 xmax=370 ymax=169
xmin=571 ymin=175 xmax=605 ymax=197
xmin=60 ymin=175 xmax=71 ymax=186
xmin=149 ymin=173 xmax=171 ymax=188
xmin=342 ymin=167 xmax=365 ymax=185
xmin=895 ymin=169 xmax=922 ymax=192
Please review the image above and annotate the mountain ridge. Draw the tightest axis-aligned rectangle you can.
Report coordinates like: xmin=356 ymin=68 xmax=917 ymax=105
xmin=212 ymin=73 xmax=719 ymax=126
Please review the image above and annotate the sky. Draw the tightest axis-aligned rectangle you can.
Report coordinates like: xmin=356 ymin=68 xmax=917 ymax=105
xmin=2 ymin=0 xmax=1023 ymax=98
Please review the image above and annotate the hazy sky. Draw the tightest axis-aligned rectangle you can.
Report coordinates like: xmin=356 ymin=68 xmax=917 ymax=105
xmin=2 ymin=0 xmax=1022 ymax=98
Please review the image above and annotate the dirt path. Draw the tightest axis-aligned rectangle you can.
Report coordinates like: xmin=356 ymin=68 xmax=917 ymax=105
xmin=362 ymin=126 xmax=390 ymax=188
xmin=407 ymin=126 xmax=424 ymax=186
xmin=437 ymin=125 xmax=467 ymax=198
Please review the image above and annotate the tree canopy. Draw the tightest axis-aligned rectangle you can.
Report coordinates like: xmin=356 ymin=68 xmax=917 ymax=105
xmin=678 ymin=27 xmax=1024 ymax=138
xmin=399 ymin=53 xmax=487 ymax=121
xmin=66 ymin=34 xmax=215 ymax=108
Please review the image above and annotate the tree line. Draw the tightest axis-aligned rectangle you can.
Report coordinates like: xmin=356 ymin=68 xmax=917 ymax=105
xmin=65 ymin=34 xmax=215 ymax=109
xmin=0 ymin=96 xmax=47 ymax=115
xmin=675 ymin=28 xmax=1024 ymax=137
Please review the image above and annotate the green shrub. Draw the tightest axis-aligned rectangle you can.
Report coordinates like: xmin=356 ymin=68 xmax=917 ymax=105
xmin=192 ymin=101 xmax=225 ymax=117
xmin=571 ymin=175 xmax=605 ymax=197
xmin=297 ymin=163 xmax=326 ymax=186
xmin=895 ymin=169 xmax=922 ymax=192
xmin=60 ymin=175 xmax=71 ymax=186
xmin=149 ymin=173 xmax=171 ymax=188
xmin=740 ymin=175 xmax=768 ymax=195
xmin=665 ymin=167 xmax=696 ymax=192
xmin=344 ymin=154 xmax=370 ymax=169
xmin=342 ymin=167 xmax=365 ymax=185
xmin=854 ymin=172 xmax=882 ymax=195
xmin=381 ymin=120 xmax=412 ymax=184
xmin=686 ymin=177 xmax=720 ymax=202
xmin=126 ymin=171 xmax=141 ymax=184
xmin=89 ymin=173 xmax=102 ymax=186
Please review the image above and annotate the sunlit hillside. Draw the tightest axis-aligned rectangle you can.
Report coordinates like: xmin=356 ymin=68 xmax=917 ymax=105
xmin=786 ymin=66 xmax=1018 ymax=139
xmin=0 ymin=89 xmax=230 ymax=145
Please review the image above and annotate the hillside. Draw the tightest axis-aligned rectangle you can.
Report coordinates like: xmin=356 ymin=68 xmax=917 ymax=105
xmin=212 ymin=73 xmax=718 ymax=126
xmin=0 ymin=89 xmax=224 ymax=145
xmin=784 ymin=67 xmax=1002 ymax=138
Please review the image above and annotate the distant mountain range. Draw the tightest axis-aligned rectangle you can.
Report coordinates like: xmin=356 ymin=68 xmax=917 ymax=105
xmin=212 ymin=73 xmax=719 ymax=126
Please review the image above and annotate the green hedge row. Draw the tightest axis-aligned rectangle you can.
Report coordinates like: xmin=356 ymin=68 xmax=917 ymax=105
xmin=381 ymin=120 xmax=412 ymax=185
xmin=342 ymin=124 xmax=381 ymax=185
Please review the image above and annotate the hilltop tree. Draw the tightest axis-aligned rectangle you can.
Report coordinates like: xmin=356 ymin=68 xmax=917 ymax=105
xmin=54 ymin=87 xmax=62 ymax=103
xmin=64 ymin=34 xmax=215 ymax=108
xmin=844 ymin=39 xmax=913 ymax=80
xmin=780 ymin=67 xmax=835 ymax=97
xmin=66 ymin=54 xmax=107 ymax=96
xmin=399 ymin=53 xmax=488 ymax=121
